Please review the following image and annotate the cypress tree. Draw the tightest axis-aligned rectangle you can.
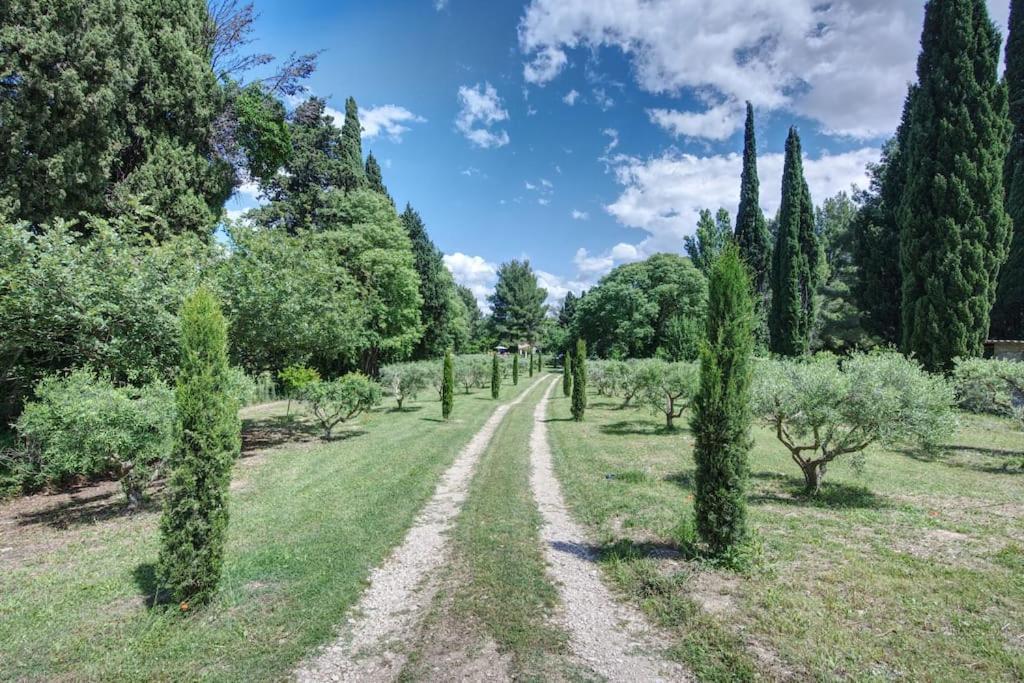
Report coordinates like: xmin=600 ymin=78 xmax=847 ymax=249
xmin=562 ymin=347 xmax=572 ymax=397
xmin=512 ymin=353 xmax=519 ymax=385
xmin=157 ymin=289 xmax=240 ymax=607
xmin=442 ymin=349 xmax=454 ymax=420
xmin=734 ymin=102 xmax=772 ymax=295
xmin=491 ymin=353 xmax=501 ymax=399
xmin=993 ymin=0 xmax=1024 ymax=339
xmin=339 ymin=96 xmax=367 ymax=192
xmin=365 ymin=151 xmax=393 ymax=204
xmin=571 ymin=339 xmax=587 ymax=421
xmin=537 ymin=351 xmax=542 ymax=371
xmin=691 ymin=245 xmax=754 ymax=556
xmin=769 ymin=127 xmax=821 ymax=356
xmin=900 ymin=0 xmax=1010 ymax=370
xmin=529 ymin=351 xmax=534 ymax=377
xmin=401 ymin=204 xmax=462 ymax=359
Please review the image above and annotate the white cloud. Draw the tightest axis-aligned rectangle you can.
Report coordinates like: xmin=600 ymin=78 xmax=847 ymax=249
xmin=235 ymin=181 xmax=261 ymax=203
xmin=535 ymin=269 xmax=591 ymax=308
xmin=571 ymin=209 xmax=589 ymax=220
xmin=461 ymin=166 xmax=483 ymax=177
xmin=603 ymin=146 xmax=879 ymax=258
xmin=434 ymin=0 xmax=447 ymax=9
xmin=602 ymin=128 xmax=619 ymax=155
xmin=443 ymin=252 xmax=498 ymax=312
xmin=592 ymin=87 xmax=614 ymax=110
xmin=359 ymin=104 xmax=426 ymax=142
xmin=648 ymin=101 xmax=743 ymax=142
xmin=455 ymin=82 xmax=511 ymax=148
xmin=562 ymin=89 xmax=580 ymax=105
xmin=538 ymin=197 xmax=551 ymax=206
xmin=518 ymin=0 xmax=1009 ymax=139
xmin=525 ymin=180 xmax=537 ymax=190
xmin=540 ymin=178 xmax=553 ymax=188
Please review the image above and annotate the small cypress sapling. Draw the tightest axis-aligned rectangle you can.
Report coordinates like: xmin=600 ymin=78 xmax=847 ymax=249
xmin=691 ymin=245 xmax=755 ymax=557
xmin=442 ymin=349 xmax=454 ymax=420
xmin=529 ymin=352 xmax=534 ymax=377
xmin=513 ymin=353 xmax=520 ymax=385
xmin=157 ymin=289 xmax=241 ymax=608
xmin=491 ymin=353 xmax=501 ymax=399
xmin=537 ymin=351 xmax=542 ymax=371
xmin=563 ymin=348 xmax=572 ymax=397
xmin=571 ymin=339 xmax=587 ymax=421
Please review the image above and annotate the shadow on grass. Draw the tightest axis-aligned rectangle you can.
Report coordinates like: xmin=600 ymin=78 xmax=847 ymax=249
xmin=133 ymin=562 xmax=173 ymax=608
xmin=241 ymin=415 xmax=322 ymax=454
xmin=386 ymin=405 xmax=424 ymax=414
xmin=749 ymin=472 xmax=889 ymax=510
xmin=550 ymin=538 xmax=690 ymax=565
xmin=599 ymin=420 xmax=678 ymax=437
xmin=15 ymin=488 xmax=159 ymax=529
xmin=899 ymin=444 xmax=1024 ymax=475
xmin=664 ymin=471 xmax=695 ymax=489
xmin=542 ymin=417 xmax=576 ymax=423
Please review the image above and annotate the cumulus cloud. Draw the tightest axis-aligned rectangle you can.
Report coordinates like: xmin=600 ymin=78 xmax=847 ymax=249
xmin=443 ymin=252 xmax=498 ymax=311
xmin=518 ymin=0 xmax=1009 ymax=139
xmin=535 ymin=269 xmax=592 ymax=309
xmin=648 ymin=101 xmax=744 ymax=141
xmin=455 ymin=82 xmax=511 ymax=148
xmin=571 ymin=209 xmax=589 ymax=220
xmin=563 ymin=89 xmax=580 ymax=105
xmin=602 ymin=146 xmax=879 ymax=259
xmin=359 ymin=104 xmax=426 ymax=142
xmin=602 ymin=128 xmax=619 ymax=154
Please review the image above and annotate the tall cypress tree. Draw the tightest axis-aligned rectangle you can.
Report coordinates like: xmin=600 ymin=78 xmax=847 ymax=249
xmin=442 ymin=349 xmax=454 ymax=420
xmin=993 ymin=0 xmax=1024 ymax=339
xmin=157 ymin=289 xmax=240 ymax=607
xmin=562 ymin=348 xmax=572 ymax=397
xmin=900 ymin=0 xmax=1010 ymax=370
xmin=491 ymin=352 xmax=501 ymax=399
xmin=365 ymin=151 xmax=393 ymax=204
xmin=734 ymin=102 xmax=772 ymax=297
xmin=512 ymin=353 xmax=519 ymax=385
xmin=769 ymin=128 xmax=820 ymax=356
xmin=571 ymin=339 xmax=587 ymax=421
xmin=691 ymin=245 xmax=754 ymax=556
xmin=339 ymin=96 xmax=366 ymax=192
xmin=401 ymin=204 xmax=461 ymax=359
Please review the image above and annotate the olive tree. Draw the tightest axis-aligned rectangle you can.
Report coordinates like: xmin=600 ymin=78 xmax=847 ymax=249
xmin=752 ymin=351 xmax=955 ymax=494
xmin=301 ymin=374 xmax=382 ymax=439
xmin=952 ymin=357 xmax=1024 ymax=425
xmin=380 ymin=362 xmax=431 ymax=409
xmin=637 ymin=360 xmax=700 ymax=429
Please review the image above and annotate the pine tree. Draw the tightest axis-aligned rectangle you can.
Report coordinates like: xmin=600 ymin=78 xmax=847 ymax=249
xmin=157 ymin=288 xmax=240 ymax=607
xmin=769 ymin=127 xmax=821 ymax=356
xmin=900 ymin=0 xmax=1010 ymax=371
xmin=401 ymin=204 xmax=462 ymax=359
xmin=684 ymin=208 xmax=732 ymax=277
xmin=512 ymin=353 xmax=519 ymax=385
xmin=442 ymin=349 xmax=454 ymax=420
xmin=571 ymin=339 xmax=587 ymax=421
xmin=488 ymin=260 xmax=548 ymax=342
xmin=993 ymin=0 xmax=1024 ymax=339
xmin=735 ymin=102 xmax=772 ymax=297
xmin=365 ymin=151 xmax=393 ymax=204
xmin=562 ymin=348 xmax=572 ymax=397
xmin=691 ymin=245 xmax=754 ymax=556
xmin=491 ymin=353 xmax=501 ymax=399
xmin=339 ymin=96 xmax=366 ymax=192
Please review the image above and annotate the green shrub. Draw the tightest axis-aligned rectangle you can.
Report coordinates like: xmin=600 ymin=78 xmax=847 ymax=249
xmin=951 ymin=357 xmax=1024 ymax=422
xmin=226 ymin=367 xmax=277 ymax=407
xmin=491 ymin=353 xmax=501 ymax=399
xmin=529 ymin=352 xmax=534 ymax=377
xmin=158 ymin=289 xmax=241 ymax=608
xmin=16 ymin=368 xmax=175 ymax=507
xmin=637 ymin=360 xmax=700 ymax=429
xmin=380 ymin=362 xmax=431 ymax=409
xmin=691 ymin=246 xmax=755 ymax=557
xmin=563 ymin=348 xmax=572 ymax=397
xmin=278 ymin=365 xmax=321 ymax=398
xmin=512 ymin=353 xmax=519 ymax=385
xmin=752 ymin=350 xmax=956 ymax=493
xmin=571 ymin=339 xmax=587 ymax=421
xmin=301 ymin=374 xmax=382 ymax=439
xmin=442 ymin=350 xmax=454 ymax=420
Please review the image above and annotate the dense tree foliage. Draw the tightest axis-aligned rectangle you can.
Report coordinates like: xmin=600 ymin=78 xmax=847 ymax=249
xmin=769 ymin=128 xmax=821 ymax=356
xmin=635 ymin=360 xmax=698 ymax=429
xmin=442 ymin=350 xmax=454 ymax=420
xmin=684 ymin=208 xmax=732 ymax=277
xmin=563 ymin=348 xmax=573 ymax=397
xmin=692 ymin=246 xmax=754 ymax=555
xmin=734 ymin=102 xmax=772 ymax=309
xmin=573 ymin=253 xmax=707 ymax=359
xmin=365 ymin=152 xmax=392 ymax=203
xmin=571 ymin=339 xmax=587 ymax=421
xmin=812 ymin=192 xmax=871 ymax=352
xmin=900 ymin=0 xmax=1010 ymax=371
xmin=993 ymin=0 xmax=1024 ymax=339
xmin=491 ymin=353 xmax=501 ymax=399
xmin=488 ymin=260 xmax=547 ymax=343
xmin=158 ymin=289 xmax=240 ymax=608
xmin=301 ymin=374 xmax=381 ymax=439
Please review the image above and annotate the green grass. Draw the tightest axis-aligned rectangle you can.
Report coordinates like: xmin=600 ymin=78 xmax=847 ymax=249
xmin=546 ymin=392 xmax=1024 ymax=681
xmin=0 ymin=380 xmax=532 ymax=681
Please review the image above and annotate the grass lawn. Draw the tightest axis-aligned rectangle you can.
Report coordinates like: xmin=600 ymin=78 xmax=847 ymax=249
xmin=0 ymin=379 xmax=531 ymax=681
xmin=546 ymin=391 xmax=1024 ymax=681
xmin=401 ymin=375 xmax=582 ymax=681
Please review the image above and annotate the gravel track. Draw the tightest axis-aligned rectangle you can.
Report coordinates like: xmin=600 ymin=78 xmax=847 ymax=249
xmin=529 ymin=379 xmax=691 ymax=682
xmin=295 ymin=374 xmax=551 ymax=683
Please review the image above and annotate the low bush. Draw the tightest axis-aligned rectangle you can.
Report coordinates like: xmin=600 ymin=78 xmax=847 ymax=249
xmin=301 ymin=374 xmax=382 ymax=439
xmin=951 ymin=357 xmax=1024 ymax=424
xmin=16 ymin=368 xmax=176 ymax=507
xmin=227 ymin=367 xmax=277 ymax=407
xmin=752 ymin=351 xmax=955 ymax=493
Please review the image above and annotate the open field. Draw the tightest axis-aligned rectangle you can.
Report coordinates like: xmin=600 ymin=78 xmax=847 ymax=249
xmin=546 ymin=392 xmax=1024 ymax=681
xmin=0 ymin=381 xmax=531 ymax=682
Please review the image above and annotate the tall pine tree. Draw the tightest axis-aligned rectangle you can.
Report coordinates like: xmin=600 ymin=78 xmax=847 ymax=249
xmin=769 ymin=128 xmax=820 ymax=356
xmin=900 ymin=0 xmax=1010 ymax=370
xmin=734 ymin=102 xmax=772 ymax=297
xmin=993 ymin=0 xmax=1024 ymax=339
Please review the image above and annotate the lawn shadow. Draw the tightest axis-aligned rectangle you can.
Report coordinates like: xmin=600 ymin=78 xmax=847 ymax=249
xmin=899 ymin=444 xmax=1024 ymax=475
xmin=550 ymin=538 xmax=690 ymax=565
xmin=749 ymin=471 xmax=889 ymax=510
xmin=543 ymin=417 xmax=576 ymax=423
xmin=599 ymin=420 xmax=678 ymax=437
xmin=386 ymin=405 xmax=424 ymax=414
xmin=664 ymin=471 xmax=695 ymax=489
xmin=15 ymin=487 xmax=159 ymax=530
xmin=133 ymin=562 xmax=173 ymax=608
xmin=241 ymin=415 xmax=322 ymax=454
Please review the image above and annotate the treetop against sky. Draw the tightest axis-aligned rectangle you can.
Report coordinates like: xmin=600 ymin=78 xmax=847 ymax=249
xmin=227 ymin=0 xmax=1011 ymax=311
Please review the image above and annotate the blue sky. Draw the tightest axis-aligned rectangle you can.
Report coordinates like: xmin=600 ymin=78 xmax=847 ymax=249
xmin=228 ymin=0 xmax=1011 ymax=310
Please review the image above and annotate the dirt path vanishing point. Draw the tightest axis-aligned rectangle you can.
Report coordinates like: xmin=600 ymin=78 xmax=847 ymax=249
xmin=529 ymin=379 xmax=691 ymax=682
xmin=296 ymin=374 xmax=553 ymax=683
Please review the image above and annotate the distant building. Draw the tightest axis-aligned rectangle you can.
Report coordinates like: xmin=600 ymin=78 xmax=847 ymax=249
xmin=984 ymin=339 xmax=1024 ymax=361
